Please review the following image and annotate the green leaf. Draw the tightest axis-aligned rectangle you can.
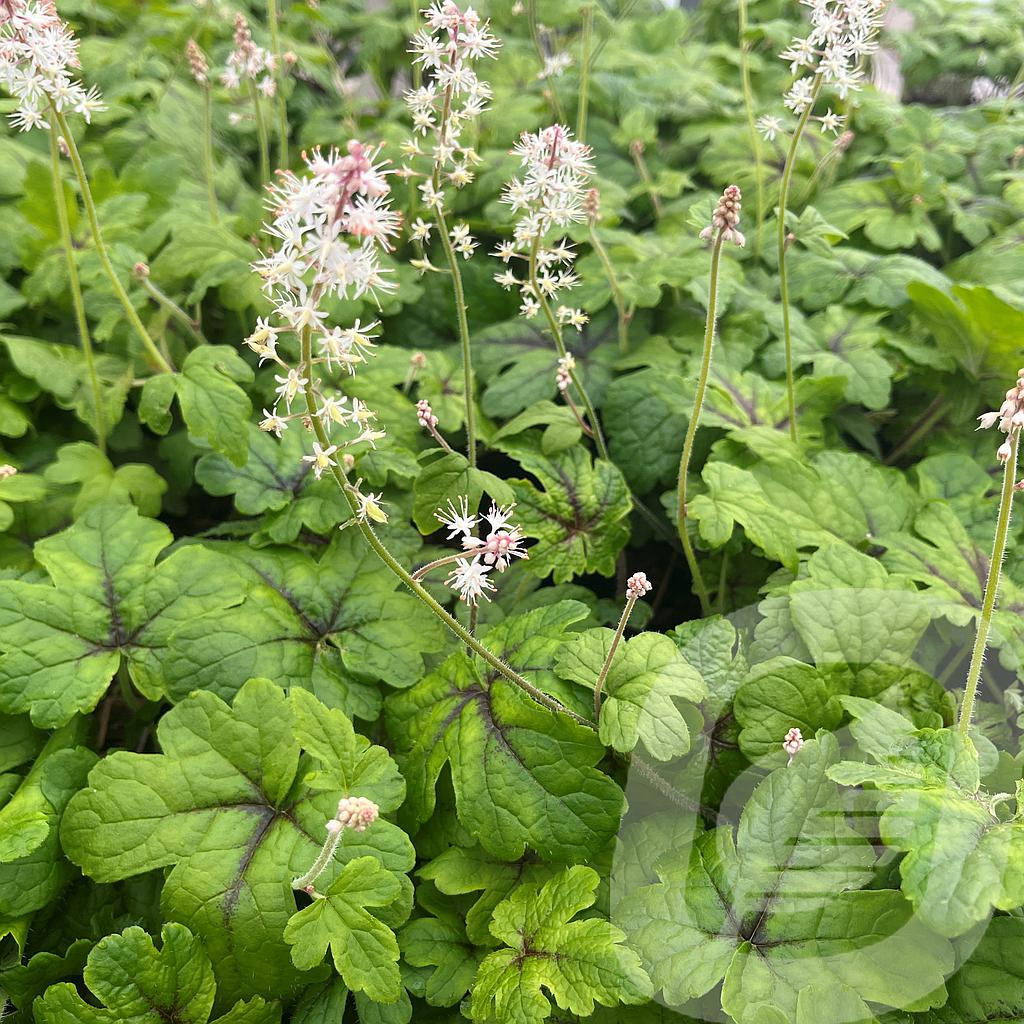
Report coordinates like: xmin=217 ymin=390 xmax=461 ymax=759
xmin=60 ymin=680 xmax=413 ymax=1004
xmin=0 ymin=469 xmax=45 ymax=532
xmin=158 ymin=530 xmax=444 ymax=720
xmin=387 ymin=602 xmax=624 ymax=860
xmin=604 ymin=368 xmax=686 ymax=493
xmin=620 ymin=736 xmax=953 ymax=1022
xmin=881 ymin=501 xmax=1024 ymax=670
xmin=411 ymin=452 xmax=514 ymax=535
xmin=0 ymin=503 xmax=246 ymax=725
xmin=0 ymin=726 xmax=95 ymax=917
xmin=399 ymin=910 xmax=484 ymax=1007
xmin=830 ymin=699 xmax=1024 ymax=936
xmin=417 ymin=844 xmax=561 ymax=946
xmin=470 ymin=866 xmax=652 ymax=1024
xmin=33 ymin=923 xmax=280 ymax=1024
xmin=557 ymin=629 xmax=707 ymax=759
xmin=284 ymin=856 xmax=401 ymax=1002
xmin=139 ymin=347 xmax=254 ymax=465
xmin=690 ymin=453 xmax=915 ymax=570
xmin=44 ymin=442 xmax=167 ymax=517
xmin=899 ymin=917 xmax=1024 ymax=1023
xmin=503 ymin=442 xmax=632 ymax=583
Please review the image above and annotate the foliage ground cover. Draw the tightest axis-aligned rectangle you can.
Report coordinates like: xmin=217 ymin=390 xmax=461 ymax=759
xmin=1 ymin=0 xmax=1024 ymax=1020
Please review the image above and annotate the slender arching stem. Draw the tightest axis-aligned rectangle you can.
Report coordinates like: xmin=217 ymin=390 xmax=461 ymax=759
xmin=291 ymin=825 xmax=343 ymax=895
xmin=53 ymin=109 xmax=174 ymax=374
xmin=527 ymin=0 xmax=566 ymax=121
xmin=201 ymin=85 xmax=219 ymax=223
xmin=433 ymin=206 xmax=477 ymax=467
xmin=528 ymin=237 xmax=609 ymax=460
xmin=959 ymin=429 xmax=1020 ymax=735
xmin=249 ymin=82 xmax=271 ymax=184
xmin=777 ymin=73 xmax=823 ymax=444
xmin=675 ymin=231 xmax=724 ymax=616
xmin=265 ymin=0 xmax=289 ymax=168
xmin=298 ymin=325 xmax=582 ymax=723
xmin=594 ymin=595 xmax=636 ymax=721
xmin=49 ymin=125 xmax=105 ymax=451
xmin=576 ymin=4 xmax=594 ymax=142
xmin=588 ymin=222 xmax=629 ymax=354
xmin=737 ymin=0 xmax=765 ymax=255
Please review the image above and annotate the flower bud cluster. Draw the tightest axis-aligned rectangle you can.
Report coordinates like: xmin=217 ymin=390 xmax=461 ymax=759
xmin=977 ymin=368 xmax=1024 ymax=463
xmin=699 ymin=185 xmax=745 ymax=247
xmin=495 ymin=124 xmax=593 ymax=329
xmin=783 ymin=726 xmax=805 ymax=763
xmin=625 ymin=572 xmax=652 ymax=600
xmin=186 ymin=38 xmax=209 ymax=85
xmin=0 ymin=0 xmax=106 ymax=131
xmin=434 ymin=497 xmax=529 ymax=604
xmin=245 ymin=141 xmax=399 ymax=521
xmin=221 ymin=12 xmax=276 ymax=96
xmin=333 ymin=796 xmax=379 ymax=833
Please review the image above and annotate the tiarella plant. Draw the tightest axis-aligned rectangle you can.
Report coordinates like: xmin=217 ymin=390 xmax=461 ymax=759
xmin=1 ymin=0 xmax=1024 ymax=1021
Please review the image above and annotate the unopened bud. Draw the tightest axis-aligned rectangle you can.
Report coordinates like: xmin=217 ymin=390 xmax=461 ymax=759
xmin=133 ymin=261 xmax=150 ymax=279
xmin=625 ymin=571 xmax=652 ymax=600
xmin=0 ymin=465 xmax=17 ymax=479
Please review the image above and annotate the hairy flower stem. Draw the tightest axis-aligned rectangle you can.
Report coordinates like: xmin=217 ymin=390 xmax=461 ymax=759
xmin=959 ymin=428 xmax=1020 ymax=736
xmin=528 ymin=0 xmax=566 ymax=121
xmin=49 ymin=125 xmax=105 ymax=452
xmin=54 ymin=110 xmax=174 ymax=374
xmin=266 ymin=0 xmax=289 ymax=168
xmin=411 ymin=551 xmax=466 ymax=580
xmin=576 ymin=4 xmax=594 ymax=142
xmin=434 ymin=206 xmax=477 ymax=467
xmin=777 ymin=73 xmax=823 ymax=444
xmin=139 ymin=277 xmax=207 ymax=345
xmin=291 ymin=827 xmax=343 ymax=896
xmin=675 ymin=231 xmax=724 ymax=617
xmin=587 ymin=223 xmax=630 ymax=354
xmin=593 ymin=594 xmax=636 ymax=722
xmin=630 ymin=142 xmax=662 ymax=221
xmin=737 ymin=0 xmax=765 ymax=255
xmin=528 ymin=239 xmax=609 ymax=460
xmin=298 ymin=326 xmax=581 ymax=723
xmin=201 ymin=86 xmax=219 ymax=223
xmin=250 ymin=83 xmax=271 ymax=184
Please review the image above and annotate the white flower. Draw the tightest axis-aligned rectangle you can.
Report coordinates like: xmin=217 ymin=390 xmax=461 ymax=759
xmin=756 ymin=114 xmax=783 ymax=142
xmin=259 ymin=408 xmax=288 ymax=437
xmin=816 ymin=108 xmax=846 ymax=134
xmin=303 ymin=442 xmax=339 ymax=479
xmin=274 ymin=369 xmax=308 ymax=410
xmin=435 ymin=495 xmax=478 ymax=539
xmin=334 ymin=796 xmax=379 ymax=832
xmin=446 ymin=556 xmax=496 ymax=605
xmin=410 ymin=217 xmax=433 ymax=241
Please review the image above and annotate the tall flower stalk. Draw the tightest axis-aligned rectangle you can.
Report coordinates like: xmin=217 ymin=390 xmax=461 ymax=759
xmin=594 ymin=572 xmax=651 ymax=721
xmin=676 ymin=186 xmax=744 ymax=616
xmin=584 ymin=188 xmax=630 ymax=354
xmin=959 ymin=374 xmax=1024 ymax=735
xmin=265 ymin=0 xmax=290 ymax=167
xmin=403 ymin=0 xmax=500 ymax=468
xmin=763 ymin=0 xmax=885 ymax=442
xmin=737 ymin=0 xmax=765 ymax=253
xmin=495 ymin=123 xmax=609 ymax=458
xmin=0 ymin=0 xmax=172 ymax=374
xmin=49 ymin=126 xmax=105 ymax=451
xmin=186 ymin=39 xmax=219 ymax=223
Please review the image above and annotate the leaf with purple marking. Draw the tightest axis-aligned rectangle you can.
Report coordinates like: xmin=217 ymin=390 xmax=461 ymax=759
xmin=60 ymin=679 xmax=413 ymax=1006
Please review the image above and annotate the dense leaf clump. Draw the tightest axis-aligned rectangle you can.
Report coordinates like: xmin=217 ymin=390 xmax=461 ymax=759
xmin=1 ymin=0 xmax=1023 ymax=1020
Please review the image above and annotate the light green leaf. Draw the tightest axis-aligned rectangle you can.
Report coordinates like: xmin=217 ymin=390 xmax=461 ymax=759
xmin=504 ymin=442 xmax=632 ymax=583
xmin=0 ymin=503 xmax=246 ymax=725
xmin=284 ymin=856 xmax=401 ymax=1002
xmin=387 ymin=602 xmax=624 ymax=860
xmin=619 ymin=737 xmax=953 ymax=1022
xmin=158 ymin=530 xmax=444 ymax=720
xmin=61 ymin=680 xmax=412 ymax=1004
xmin=33 ymin=923 xmax=281 ymax=1024
xmin=44 ymin=441 xmax=166 ymax=517
xmin=557 ymin=630 xmax=707 ymax=760
xmin=399 ymin=912 xmax=484 ymax=1007
xmin=830 ymin=700 xmax=1024 ymax=936
xmin=471 ymin=866 xmax=653 ymax=1024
